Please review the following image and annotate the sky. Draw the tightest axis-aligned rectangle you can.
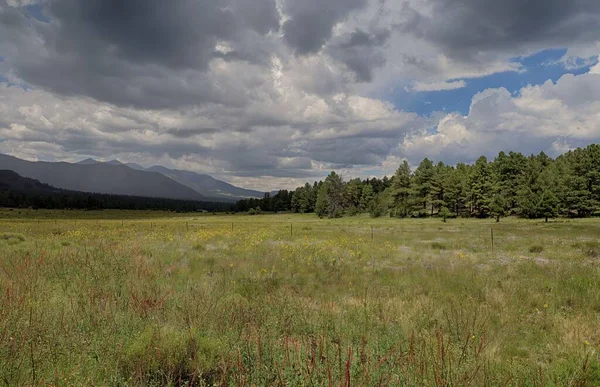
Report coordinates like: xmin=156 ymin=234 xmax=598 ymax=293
xmin=0 ymin=0 xmax=599 ymax=191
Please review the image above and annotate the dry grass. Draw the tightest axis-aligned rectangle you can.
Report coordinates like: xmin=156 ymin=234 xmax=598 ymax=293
xmin=0 ymin=210 xmax=599 ymax=385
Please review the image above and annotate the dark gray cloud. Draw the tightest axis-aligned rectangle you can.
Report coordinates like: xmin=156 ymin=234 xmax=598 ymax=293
xmin=304 ymin=137 xmax=392 ymax=165
xmin=282 ymin=0 xmax=367 ymax=55
xmin=2 ymin=0 xmax=600 ymax=186
xmin=47 ymin=0 xmax=279 ymax=69
xmin=327 ymin=28 xmax=390 ymax=82
xmin=48 ymin=0 xmax=232 ymax=69
xmin=402 ymin=0 xmax=600 ymax=60
xmin=1 ymin=0 xmax=280 ymax=109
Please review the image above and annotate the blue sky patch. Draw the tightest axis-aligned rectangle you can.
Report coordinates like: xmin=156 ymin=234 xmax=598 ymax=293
xmin=391 ymin=49 xmax=597 ymax=116
xmin=24 ymin=4 xmax=50 ymax=23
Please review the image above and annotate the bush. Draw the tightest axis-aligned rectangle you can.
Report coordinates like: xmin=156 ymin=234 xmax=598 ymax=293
xmin=439 ymin=207 xmax=452 ymax=222
xmin=411 ymin=210 xmax=429 ymax=218
xmin=529 ymin=245 xmax=544 ymax=253
xmin=121 ymin=325 xmax=226 ymax=385
xmin=368 ymin=199 xmax=386 ymax=218
xmin=431 ymin=242 xmax=447 ymax=250
xmin=346 ymin=206 xmax=359 ymax=217
xmin=248 ymin=207 xmax=262 ymax=216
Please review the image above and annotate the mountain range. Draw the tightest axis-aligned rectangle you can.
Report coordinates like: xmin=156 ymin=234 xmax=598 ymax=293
xmin=0 ymin=154 xmax=266 ymax=202
xmin=0 ymin=169 xmax=63 ymax=195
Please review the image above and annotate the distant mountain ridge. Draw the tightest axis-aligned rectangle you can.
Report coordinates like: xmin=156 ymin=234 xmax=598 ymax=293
xmin=146 ymin=165 xmax=265 ymax=201
xmin=0 ymin=169 xmax=62 ymax=194
xmin=0 ymin=154 xmax=205 ymax=201
xmin=0 ymin=154 xmax=267 ymax=202
xmin=0 ymin=170 xmax=232 ymax=212
xmin=85 ymin=159 xmax=265 ymax=200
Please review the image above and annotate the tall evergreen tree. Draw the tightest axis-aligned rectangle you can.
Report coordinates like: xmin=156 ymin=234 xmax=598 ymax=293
xmin=469 ymin=156 xmax=494 ymax=218
xmin=412 ymin=158 xmax=435 ymax=215
xmin=389 ymin=160 xmax=413 ymax=217
xmin=315 ymin=172 xmax=345 ymax=218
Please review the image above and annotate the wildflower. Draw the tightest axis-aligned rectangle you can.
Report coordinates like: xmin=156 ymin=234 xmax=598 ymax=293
xmin=544 ymin=304 xmax=548 ymax=309
xmin=584 ymin=341 xmax=590 ymax=346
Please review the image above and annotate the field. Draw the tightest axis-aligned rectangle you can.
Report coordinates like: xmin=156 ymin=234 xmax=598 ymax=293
xmin=1 ymin=209 xmax=600 ymax=386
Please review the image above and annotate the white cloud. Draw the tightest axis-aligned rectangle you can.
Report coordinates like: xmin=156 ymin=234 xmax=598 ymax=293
xmin=401 ymin=72 xmax=600 ymax=163
xmin=1 ymin=0 xmax=600 ymax=189
xmin=412 ymin=80 xmax=466 ymax=92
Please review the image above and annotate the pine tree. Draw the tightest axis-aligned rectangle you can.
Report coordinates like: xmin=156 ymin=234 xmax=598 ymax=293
xmin=389 ymin=160 xmax=413 ymax=217
xmin=360 ymin=184 xmax=375 ymax=212
xmin=315 ymin=172 xmax=345 ymax=218
xmin=344 ymin=178 xmax=362 ymax=212
xmin=439 ymin=206 xmax=451 ymax=222
xmin=538 ymin=190 xmax=559 ymax=222
xmin=412 ymin=158 xmax=435 ymax=216
xmin=469 ymin=156 xmax=494 ymax=218
xmin=431 ymin=162 xmax=450 ymax=215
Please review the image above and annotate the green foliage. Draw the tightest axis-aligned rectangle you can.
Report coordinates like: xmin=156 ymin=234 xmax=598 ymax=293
xmin=248 ymin=206 xmax=262 ymax=215
xmin=359 ymin=184 xmax=375 ymax=212
xmin=368 ymin=192 xmax=388 ymax=218
xmin=315 ymin=172 xmax=345 ymax=218
xmin=490 ymin=192 xmax=508 ymax=222
xmin=234 ymin=144 xmax=600 ymax=220
xmin=389 ymin=160 xmax=413 ymax=217
xmin=1 ymin=213 xmax=600 ymax=384
xmin=470 ymin=156 xmax=494 ymax=217
xmin=291 ymin=183 xmax=316 ymax=213
xmin=121 ymin=326 xmax=225 ymax=385
xmin=439 ymin=206 xmax=451 ymax=222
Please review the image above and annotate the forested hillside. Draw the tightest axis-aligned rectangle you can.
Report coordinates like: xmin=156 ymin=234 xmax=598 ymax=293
xmin=0 ymin=170 xmax=232 ymax=212
xmin=236 ymin=144 xmax=600 ymax=220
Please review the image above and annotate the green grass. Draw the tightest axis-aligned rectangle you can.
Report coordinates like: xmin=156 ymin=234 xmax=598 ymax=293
xmin=1 ymin=210 xmax=599 ymax=385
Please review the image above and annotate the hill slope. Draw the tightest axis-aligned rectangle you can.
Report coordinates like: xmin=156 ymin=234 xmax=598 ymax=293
xmin=0 ymin=170 xmax=231 ymax=211
xmin=0 ymin=154 xmax=205 ymax=201
xmin=148 ymin=166 xmax=266 ymax=200
xmin=0 ymin=170 xmax=61 ymax=194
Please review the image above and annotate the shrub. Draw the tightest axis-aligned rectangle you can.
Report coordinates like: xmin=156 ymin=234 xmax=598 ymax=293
xmin=439 ymin=207 xmax=452 ymax=222
xmin=368 ymin=199 xmax=386 ymax=218
xmin=431 ymin=242 xmax=447 ymax=250
xmin=346 ymin=206 xmax=359 ymax=217
xmin=248 ymin=207 xmax=262 ymax=216
xmin=529 ymin=245 xmax=544 ymax=253
xmin=121 ymin=325 xmax=226 ymax=385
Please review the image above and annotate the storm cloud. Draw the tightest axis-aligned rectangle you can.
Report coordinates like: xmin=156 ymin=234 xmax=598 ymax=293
xmin=400 ymin=0 xmax=600 ymax=59
xmin=0 ymin=0 xmax=599 ymax=189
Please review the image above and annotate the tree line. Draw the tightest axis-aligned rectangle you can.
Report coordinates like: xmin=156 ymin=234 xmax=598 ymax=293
xmin=0 ymin=190 xmax=233 ymax=212
xmin=236 ymin=144 xmax=600 ymax=221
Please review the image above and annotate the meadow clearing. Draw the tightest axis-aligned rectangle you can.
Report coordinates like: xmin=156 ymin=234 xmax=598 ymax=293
xmin=0 ymin=209 xmax=599 ymax=386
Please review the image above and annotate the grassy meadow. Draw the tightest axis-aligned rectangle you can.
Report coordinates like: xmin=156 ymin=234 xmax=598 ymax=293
xmin=1 ymin=209 xmax=600 ymax=385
